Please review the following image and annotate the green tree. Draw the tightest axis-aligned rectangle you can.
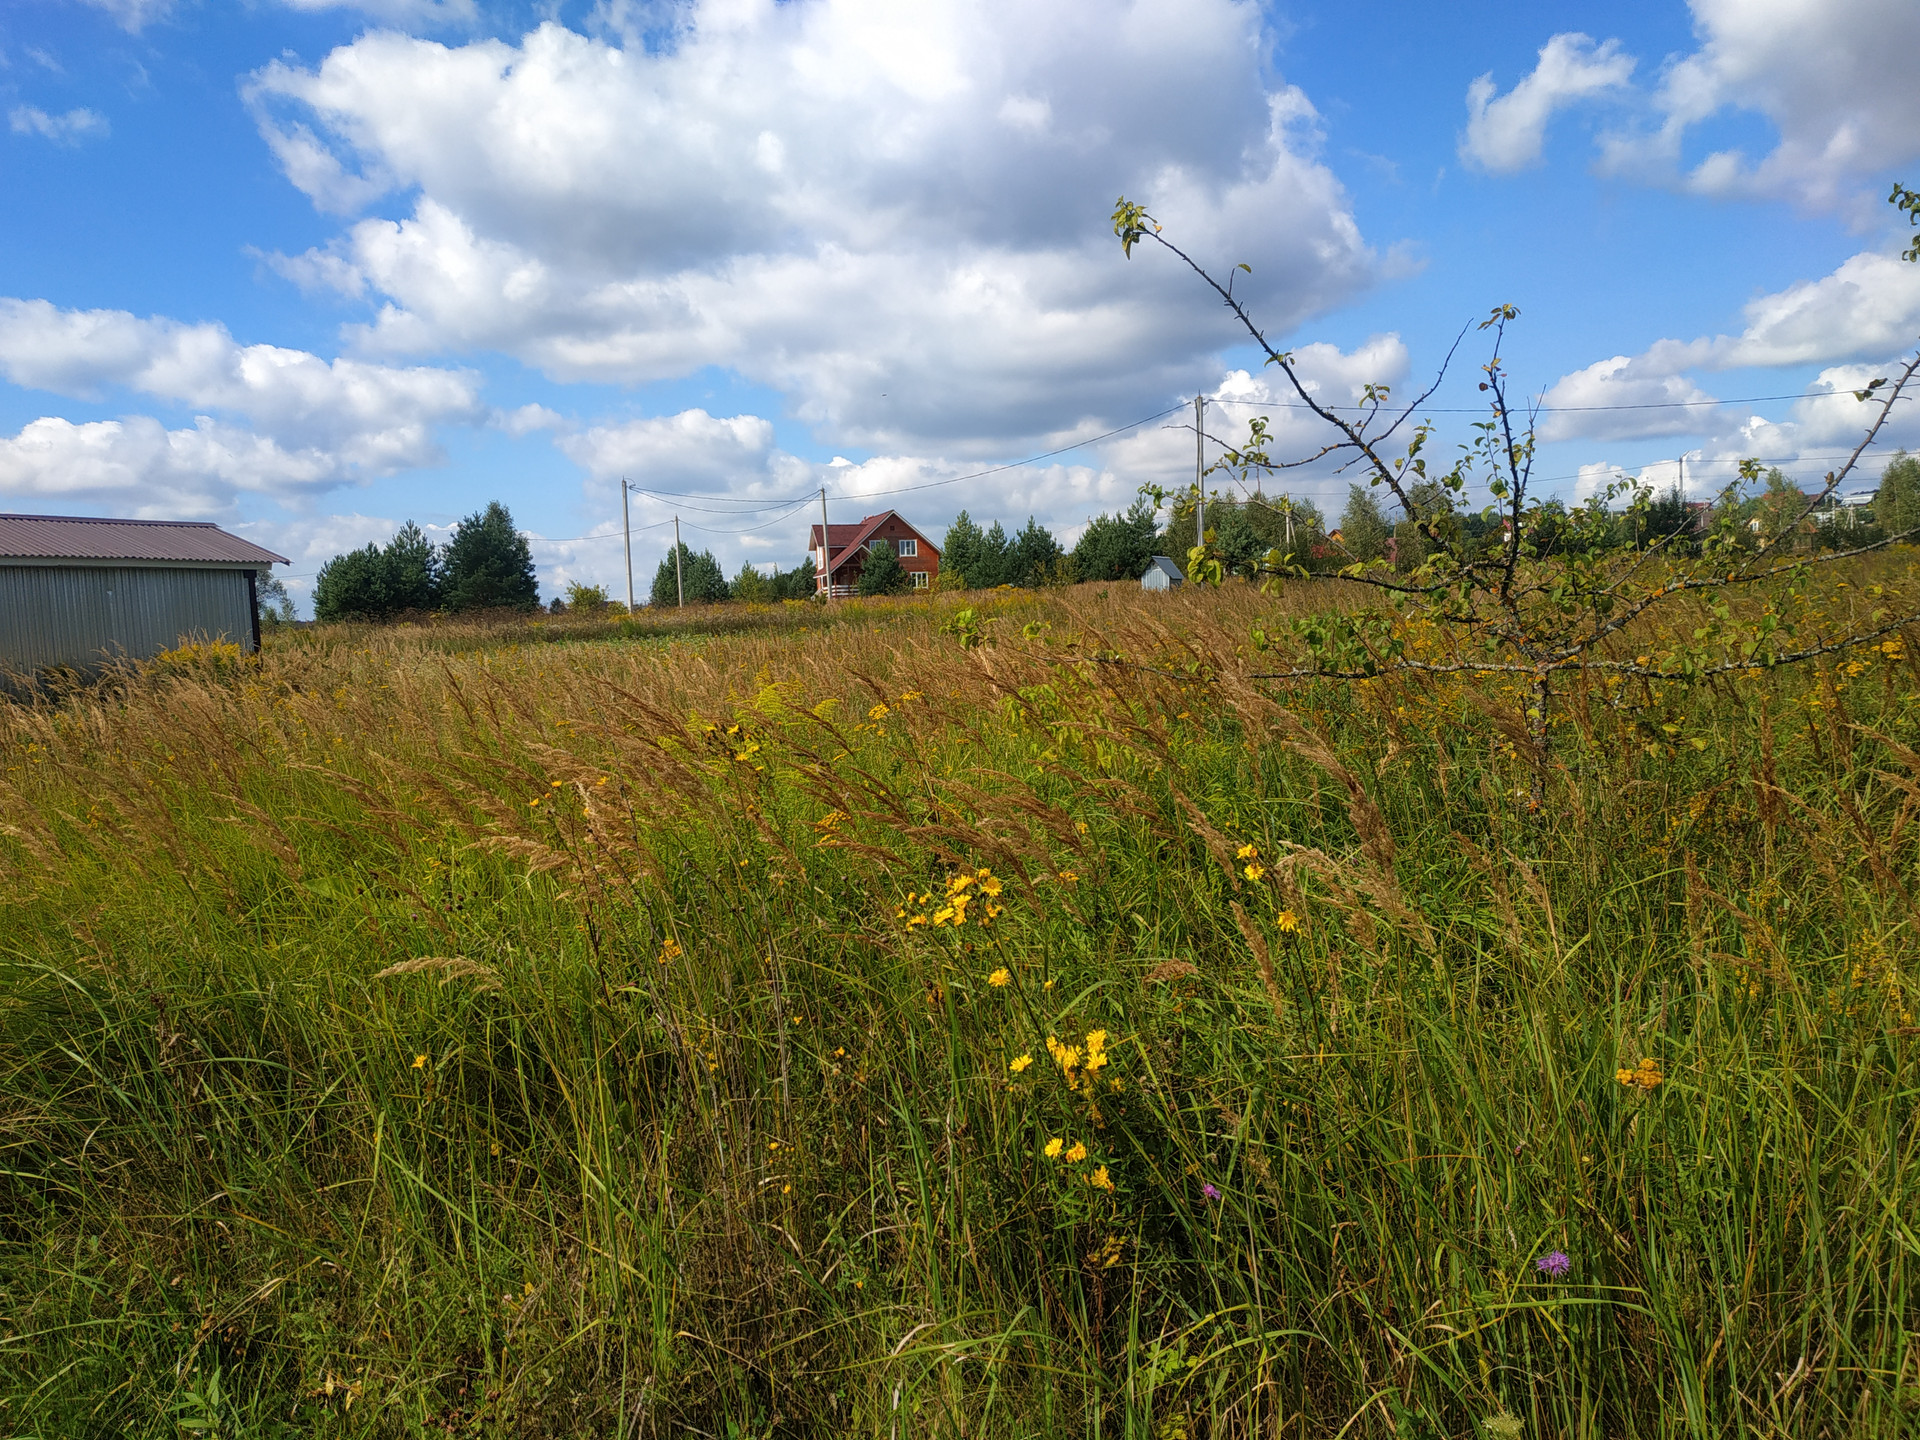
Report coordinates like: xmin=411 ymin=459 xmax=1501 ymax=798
xmin=1008 ymin=517 xmax=1062 ymax=587
xmin=563 ymin=580 xmax=610 ymax=612
xmin=941 ymin=511 xmax=987 ymax=588
xmin=1875 ymin=451 xmax=1920 ymax=540
xmin=383 ymin=521 xmax=440 ymax=612
xmin=312 ymin=544 xmax=388 ymax=621
xmin=255 ymin=570 xmax=296 ymax=628
xmin=770 ymin=556 xmax=816 ymax=601
xmin=856 ymin=538 xmax=911 ymax=596
xmin=1337 ymin=485 xmax=1390 ymax=562
xmin=650 ymin=544 xmax=728 ymax=606
xmin=1071 ymin=500 xmax=1159 ymax=581
xmin=732 ymin=561 xmax=771 ymax=604
xmin=440 ymin=503 xmax=538 ymax=613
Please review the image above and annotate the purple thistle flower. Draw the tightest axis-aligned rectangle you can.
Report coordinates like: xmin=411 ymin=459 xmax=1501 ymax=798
xmin=1535 ymin=1250 xmax=1571 ymax=1278
xmin=1201 ymin=1183 xmax=1221 ymax=1201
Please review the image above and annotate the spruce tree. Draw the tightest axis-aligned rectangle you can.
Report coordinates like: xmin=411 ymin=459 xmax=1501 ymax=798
xmin=441 ymin=502 xmax=538 ymax=613
xmin=856 ymin=539 xmax=911 ymax=595
xmin=942 ymin=511 xmax=986 ymax=588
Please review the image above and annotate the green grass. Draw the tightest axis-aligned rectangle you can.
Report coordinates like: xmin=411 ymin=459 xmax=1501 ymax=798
xmin=1 ymin=581 xmax=1917 ymax=1437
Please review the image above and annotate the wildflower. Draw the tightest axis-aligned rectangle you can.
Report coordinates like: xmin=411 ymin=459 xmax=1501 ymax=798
xmin=1043 ymin=1138 xmax=1064 ymax=1159
xmin=1244 ymin=861 xmax=1267 ymax=882
xmin=947 ymin=872 xmax=976 ymax=896
xmin=1057 ymin=870 xmax=1079 ymax=883
xmin=1089 ymin=1164 xmax=1114 ymax=1191
xmin=1074 ymin=821 xmax=1088 ymax=835
xmin=976 ymin=870 xmax=1003 ymax=897
xmin=1535 ymin=1251 xmax=1571 ymax=1278
xmin=1043 ymin=978 xmax=1056 ymax=991
xmin=1065 ymin=1141 xmax=1088 ymax=1163
xmin=1202 ymin=1182 xmax=1220 ymax=1201
xmin=550 ymin=780 xmax=563 ymax=788
xmin=1616 ymin=1057 xmax=1663 ymax=1090
xmin=412 ymin=1054 xmax=427 ymax=1069
xmin=899 ymin=690 xmax=923 ymax=701
xmin=528 ymin=797 xmax=541 ymax=807
xmin=988 ymin=967 xmax=1011 ymax=988
xmin=1009 ymin=1053 xmax=1033 ymax=1073
xmin=657 ymin=939 xmax=682 ymax=965
xmin=1275 ymin=910 xmax=1300 ymax=933
xmin=1235 ymin=843 xmax=1259 ymax=860
xmin=868 ymin=702 xmax=890 ymax=720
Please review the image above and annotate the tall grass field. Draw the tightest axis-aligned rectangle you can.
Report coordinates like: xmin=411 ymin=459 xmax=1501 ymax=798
xmin=3 ymin=574 xmax=1918 ymax=1438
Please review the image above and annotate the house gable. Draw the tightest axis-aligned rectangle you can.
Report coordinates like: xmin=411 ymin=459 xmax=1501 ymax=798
xmin=808 ymin=511 xmax=941 ymax=593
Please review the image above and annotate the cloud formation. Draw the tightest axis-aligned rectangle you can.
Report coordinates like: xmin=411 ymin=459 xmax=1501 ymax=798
xmin=1474 ymin=4 xmax=1920 ymax=214
xmin=0 ymin=299 xmax=486 ymax=513
xmin=9 ymin=106 xmax=110 ymax=144
xmin=249 ymin=1 xmax=1376 ymax=456
xmin=1460 ymin=34 xmax=1633 ymax=173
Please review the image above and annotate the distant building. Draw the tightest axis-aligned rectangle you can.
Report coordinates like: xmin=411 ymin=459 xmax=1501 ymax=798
xmin=0 ymin=513 xmax=288 ymax=680
xmin=1142 ymin=555 xmax=1185 ymax=591
xmin=808 ymin=511 xmax=941 ymax=596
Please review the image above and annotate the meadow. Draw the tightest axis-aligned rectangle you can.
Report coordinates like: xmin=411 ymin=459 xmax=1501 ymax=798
xmin=2 ymin=571 xmax=1918 ymax=1438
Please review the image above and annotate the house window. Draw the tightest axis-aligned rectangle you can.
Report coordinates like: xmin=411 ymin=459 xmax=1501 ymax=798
xmin=897 ymin=537 xmax=917 ymax=557
xmin=911 ymin=570 xmax=929 ymax=589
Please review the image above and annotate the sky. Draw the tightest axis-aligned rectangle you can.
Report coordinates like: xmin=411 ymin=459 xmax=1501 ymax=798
xmin=2 ymin=0 xmax=1917 ymax=611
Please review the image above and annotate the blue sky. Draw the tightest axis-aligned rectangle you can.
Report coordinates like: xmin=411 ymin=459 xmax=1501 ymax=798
xmin=3 ymin=0 xmax=1917 ymax=609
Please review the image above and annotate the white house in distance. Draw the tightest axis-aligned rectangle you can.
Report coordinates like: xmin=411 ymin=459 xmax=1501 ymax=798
xmin=808 ymin=511 xmax=942 ymax=596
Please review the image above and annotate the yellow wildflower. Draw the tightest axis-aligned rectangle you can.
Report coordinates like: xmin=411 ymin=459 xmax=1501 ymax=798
xmin=900 ymin=690 xmax=923 ymax=701
xmin=1065 ymin=1141 xmax=1088 ymax=1163
xmin=988 ymin=967 xmax=1012 ymax=988
xmin=1043 ymin=1138 xmax=1064 ymax=1159
xmin=1057 ymin=870 xmax=1079 ymax=883
xmin=947 ymin=872 xmax=976 ymax=896
xmin=1244 ymin=862 xmax=1267 ymax=882
xmin=1009 ymin=1053 xmax=1033 ymax=1073
xmin=1235 ymin=843 xmax=1259 ymax=860
xmin=976 ymin=870 xmax=1003 ymax=897
xmin=657 ymin=939 xmax=682 ymax=964
xmin=550 ymin=779 xmax=563 ymax=788
xmin=412 ymin=1054 xmax=427 ymax=1069
xmin=1089 ymin=1165 xmax=1114 ymax=1192
xmin=1616 ymin=1057 xmax=1664 ymax=1090
xmin=1275 ymin=910 xmax=1300 ymax=934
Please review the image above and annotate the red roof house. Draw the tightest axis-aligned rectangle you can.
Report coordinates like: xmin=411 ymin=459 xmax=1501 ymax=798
xmin=807 ymin=511 xmax=941 ymax=596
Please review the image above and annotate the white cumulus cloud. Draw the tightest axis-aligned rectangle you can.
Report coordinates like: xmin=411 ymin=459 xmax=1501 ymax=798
xmin=0 ymin=299 xmax=487 ymax=514
xmin=246 ymin=1 xmax=1377 ymax=456
xmin=1460 ymin=33 xmax=1634 ymax=173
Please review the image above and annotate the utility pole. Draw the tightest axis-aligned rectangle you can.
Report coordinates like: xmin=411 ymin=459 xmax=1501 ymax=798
xmin=620 ymin=478 xmax=634 ymax=611
xmin=818 ymin=486 xmax=833 ymax=600
xmin=1193 ymin=393 xmax=1206 ymax=552
xmin=673 ymin=516 xmax=685 ymax=608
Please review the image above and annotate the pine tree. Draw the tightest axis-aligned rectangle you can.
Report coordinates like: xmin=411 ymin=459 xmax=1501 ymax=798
xmin=650 ymin=544 xmax=729 ymax=606
xmin=1071 ymin=500 xmax=1159 ymax=581
xmin=312 ymin=544 xmax=387 ymax=621
xmin=441 ymin=502 xmax=538 ymax=613
xmin=856 ymin=538 xmax=911 ymax=596
xmin=1009 ymin=517 xmax=1062 ymax=587
xmin=383 ymin=521 xmax=440 ymax=612
xmin=942 ymin=511 xmax=987 ymax=588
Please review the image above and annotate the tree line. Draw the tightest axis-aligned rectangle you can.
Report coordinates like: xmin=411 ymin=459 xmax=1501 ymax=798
xmin=312 ymin=502 xmax=538 ymax=621
xmin=305 ymin=455 xmax=1920 ymax=621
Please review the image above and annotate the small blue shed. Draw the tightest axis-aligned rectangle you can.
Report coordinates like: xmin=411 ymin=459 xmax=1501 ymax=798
xmin=1141 ymin=555 xmax=1185 ymax=592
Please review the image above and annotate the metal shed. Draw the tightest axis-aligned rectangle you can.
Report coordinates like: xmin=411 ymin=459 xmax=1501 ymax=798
xmin=0 ymin=514 xmax=290 ymax=679
xmin=1141 ymin=555 xmax=1186 ymax=591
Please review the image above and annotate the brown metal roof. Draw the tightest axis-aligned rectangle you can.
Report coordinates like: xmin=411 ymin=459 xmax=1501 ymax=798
xmin=0 ymin=513 xmax=288 ymax=565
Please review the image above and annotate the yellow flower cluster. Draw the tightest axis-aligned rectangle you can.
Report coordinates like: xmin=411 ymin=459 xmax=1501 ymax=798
xmin=657 ymin=939 xmax=682 ymax=965
xmin=988 ymin=967 xmax=1012 ymax=988
xmin=1042 ymin=1136 xmax=1114 ymax=1190
xmin=1046 ymin=1028 xmax=1109 ymax=1089
xmin=1237 ymin=842 xmax=1266 ymax=883
xmin=898 ymin=869 xmax=1007 ymax=928
xmin=1616 ymin=1057 xmax=1663 ymax=1090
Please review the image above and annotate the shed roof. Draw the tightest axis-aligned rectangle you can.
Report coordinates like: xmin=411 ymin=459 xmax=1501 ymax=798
xmin=1146 ymin=555 xmax=1185 ymax=579
xmin=0 ymin=514 xmax=288 ymax=566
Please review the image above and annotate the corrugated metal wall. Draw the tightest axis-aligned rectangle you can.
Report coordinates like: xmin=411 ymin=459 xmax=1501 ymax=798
xmin=0 ymin=565 xmax=254 ymax=675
